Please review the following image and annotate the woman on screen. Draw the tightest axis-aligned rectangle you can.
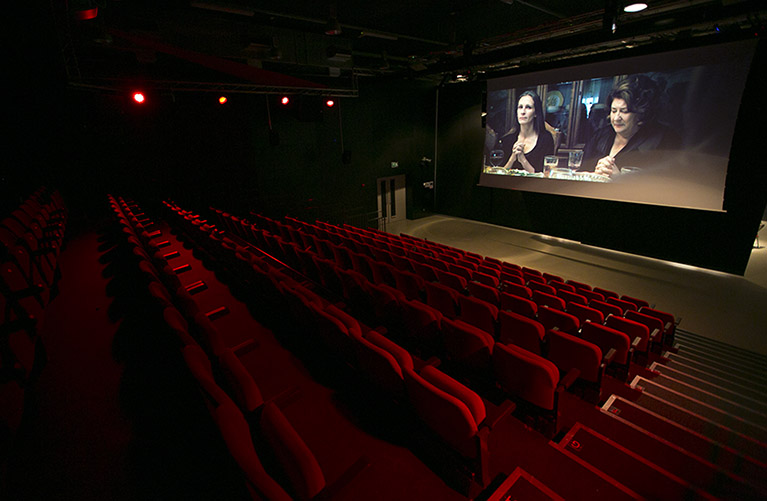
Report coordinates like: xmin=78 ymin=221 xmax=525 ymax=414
xmin=584 ymin=74 xmax=679 ymax=178
xmin=493 ymin=91 xmax=554 ymax=173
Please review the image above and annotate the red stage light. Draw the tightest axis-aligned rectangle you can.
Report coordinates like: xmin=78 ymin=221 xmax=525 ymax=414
xmin=281 ymin=96 xmax=290 ymax=105
xmin=219 ymin=96 xmax=228 ymax=104
xmin=325 ymin=99 xmax=335 ymax=108
xmin=132 ymin=92 xmax=145 ymax=104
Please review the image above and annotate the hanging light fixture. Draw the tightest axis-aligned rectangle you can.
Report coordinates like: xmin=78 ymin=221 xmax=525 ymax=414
xmin=624 ymin=3 xmax=648 ymax=13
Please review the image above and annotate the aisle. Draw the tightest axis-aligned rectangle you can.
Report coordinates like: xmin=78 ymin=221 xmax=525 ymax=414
xmin=5 ymin=227 xmax=134 ymax=500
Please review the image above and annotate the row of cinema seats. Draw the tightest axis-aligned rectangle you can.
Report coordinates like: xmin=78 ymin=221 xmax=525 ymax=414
xmin=208 ymin=209 xmax=663 ymax=430
xmin=1 ymin=188 xmax=67 ymax=462
xmin=114 ymin=196 xmax=377 ymax=500
xmin=215 ymin=210 xmax=679 ymax=395
xmin=165 ymin=201 xmax=522 ymax=495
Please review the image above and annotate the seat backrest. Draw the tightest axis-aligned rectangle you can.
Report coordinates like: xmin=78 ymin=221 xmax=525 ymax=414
xmin=457 ymin=295 xmax=499 ymax=334
xmin=404 ymin=367 xmax=482 ymax=459
xmin=528 ymin=281 xmax=556 ymax=296
xmin=448 ymin=263 xmax=474 ymax=281
xmin=580 ymin=322 xmax=631 ymax=365
xmin=589 ymin=299 xmax=623 ymax=319
xmin=576 ymin=288 xmax=605 ymax=303
xmin=412 ymin=261 xmax=439 ymax=283
xmin=566 ymin=279 xmax=591 ymax=291
xmin=605 ymin=315 xmax=650 ymax=353
xmin=626 ymin=310 xmax=665 ymax=342
xmin=547 ymin=329 xmax=602 ymax=383
xmin=424 ymin=281 xmax=460 ymax=319
xmin=355 ymin=332 xmax=409 ymax=396
xmin=593 ymin=287 xmax=619 ymax=300
xmin=260 ymin=402 xmax=326 ymax=500
xmin=567 ymin=302 xmax=605 ymax=326
xmin=497 ymin=310 xmax=545 ymax=355
xmin=467 ymin=281 xmax=501 ymax=307
xmin=532 ymin=290 xmax=566 ymax=311
xmin=621 ymin=295 xmax=650 ymax=309
xmin=638 ymin=307 xmax=676 ymax=338
xmin=472 ymin=271 xmax=500 ymax=288
xmin=218 ymin=348 xmax=265 ymax=413
xmin=557 ymin=289 xmax=588 ymax=307
xmin=502 ymin=282 xmax=532 ymax=299
xmin=550 ymin=280 xmax=576 ymax=293
xmin=499 ymin=291 xmax=538 ymax=319
xmin=606 ymin=296 xmax=638 ymax=314
xmin=441 ymin=317 xmax=495 ymax=369
xmin=493 ymin=343 xmax=559 ymax=410
xmin=436 ymin=269 xmax=468 ymax=294
xmin=537 ymin=306 xmax=580 ymax=335
xmin=400 ymin=299 xmax=443 ymax=347
xmin=392 ymin=268 xmax=425 ymax=301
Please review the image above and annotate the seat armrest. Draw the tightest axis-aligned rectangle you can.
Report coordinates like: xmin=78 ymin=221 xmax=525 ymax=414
xmin=602 ymin=348 xmax=616 ymax=366
xmin=413 ymin=356 xmax=441 ymax=373
xmin=483 ymin=399 xmax=516 ymax=430
xmin=630 ymin=336 xmax=641 ymax=351
xmin=558 ymin=367 xmax=581 ymax=391
xmin=372 ymin=325 xmax=388 ymax=336
xmin=648 ymin=328 xmax=661 ymax=343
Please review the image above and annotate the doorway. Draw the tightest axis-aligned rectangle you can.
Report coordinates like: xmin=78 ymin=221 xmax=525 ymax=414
xmin=376 ymin=174 xmax=406 ymax=231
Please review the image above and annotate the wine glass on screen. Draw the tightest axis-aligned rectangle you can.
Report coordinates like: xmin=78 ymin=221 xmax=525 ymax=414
xmin=568 ymin=150 xmax=584 ymax=171
xmin=543 ymin=155 xmax=558 ymax=177
xmin=489 ymin=149 xmax=505 ymax=168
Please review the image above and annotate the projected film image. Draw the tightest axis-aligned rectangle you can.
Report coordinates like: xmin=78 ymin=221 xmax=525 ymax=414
xmin=479 ymin=40 xmax=756 ymax=211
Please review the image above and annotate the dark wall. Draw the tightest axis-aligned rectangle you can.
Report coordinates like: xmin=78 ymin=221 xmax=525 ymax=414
xmin=434 ymin=40 xmax=767 ymax=275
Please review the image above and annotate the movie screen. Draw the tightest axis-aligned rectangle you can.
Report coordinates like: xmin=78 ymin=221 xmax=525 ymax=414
xmin=479 ymin=39 xmax=757 ymax=211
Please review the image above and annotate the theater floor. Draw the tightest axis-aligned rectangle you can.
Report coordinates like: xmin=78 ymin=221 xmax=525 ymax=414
xmin=387 ymin=214 xmax=767 ymax=356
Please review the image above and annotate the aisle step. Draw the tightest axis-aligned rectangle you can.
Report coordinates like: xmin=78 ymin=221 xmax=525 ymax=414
xmin=676 ymin=331 xmax=767 ymax=369
xmin=648 ymin=373 xmax=767 ymax=417
xmin=632 ymin=377 xmax=767 ymax=442
xmin=602 ymin=395 xmax=767 ymax=486
xmin=650 ymin=362 xmax=767 ymax=405
xmin=557 ymin=423 xmax=714 ymax=500
xmin=667 ymin=348 xmax=767 ymax=385
xmin=630 ymin=390 xmax=767 ymax=463
xmin=595 ymin=398 xmax=766 ymax=498
xmin=663 ymin=356 xmax=767 ymax=394
xmin=675 ymin=343 xmax=767 ymax=377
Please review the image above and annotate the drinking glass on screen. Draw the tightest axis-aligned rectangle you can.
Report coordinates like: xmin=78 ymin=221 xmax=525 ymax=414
xmin=489 ymin=150 xmax=505 ymax=167
xmin=568 ymin=150 xmax=584 ymax=170
xmin=543 ymin=155 xmax=558 ymax=177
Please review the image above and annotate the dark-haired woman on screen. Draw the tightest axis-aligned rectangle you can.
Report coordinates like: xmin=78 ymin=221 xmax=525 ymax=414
xmin=494 ymin=91 xmax=554 ymax=173
xmin=584 ymin=74 xmax=679 ymax=178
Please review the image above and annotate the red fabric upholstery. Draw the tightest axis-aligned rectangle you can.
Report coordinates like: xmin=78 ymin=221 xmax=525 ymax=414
xmin=499 ymin=292 xmax=538 ymax=319
xmin=547 ymin=329 xmax=602 ymax=383
xmin=403 ymin=367 xmax=480 ymax=459
xmin=537 ymin=306 xmax=580 ymax=335
xmin=639 ymin=307 xmax=676 ymax=340
xmin=441 ymin=317 xmax=495 ymax=370
xmin=626 ymin=310 xmax=665 ymax=345
xmin=468 ymin=281 xmax=501 ymax=306
xmin=473 ymin=271 xmax=500 ymax=288
xmin=621 ymin=295 xmax=650 ymax=309
xmin=567 ymin=302 xmax=605 ymax=326
xmin=497 ymin=310 xmax=545 ymax=355
xmin=593 ymin=287 xmax=619 ymax=300
xmin=580 ymin=322 xmax=631 ymax=365
xmin=493 ymin=343 xmax=559 ymax=411
xmin=424 ymin=281 xmax=460 ymax=319
xmin=549 ymin=280 xmax=576 ymax=293
xmin=502 ymin=282 xmax=532 ymax=299
xmin=436 ymin=269 xmax=468 ymax=294
xmin=458 ymin=295 xmax=499 ymax=334
xmin=218 ymin=348 xmax=264 ymax=413
xmin=606 ymin=315 xmax=650 ymax=354
xmin=260 ymin=402 xmax=326 ymax=500
xmin=420 ymin=365 xmax=486 ymax=426
xmin=606 ymin=296 xmax=638 ymax=314
xmin=528 ymin=281 xmax=557 ymax=296
xmin=589 ymin=299 xmax=623 ymax=319
xmin=557 ymin=289 xmax=588 ymax=307
xmin=532 ymin=290 xmax=566 ymax=311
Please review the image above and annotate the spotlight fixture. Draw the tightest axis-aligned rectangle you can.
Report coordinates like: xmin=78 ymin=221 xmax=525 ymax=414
xmin=325 ymin=99 xmax=335 ymax=108
xmin=218 ymin=96 xmax=228 ymax=104
xmin=132 ymin=92 xmax=145 ymax=104
xmin=280 ymin=96 xmax=290 ymax=106
xmin=623 ymin=2 xmax=648 ymax=13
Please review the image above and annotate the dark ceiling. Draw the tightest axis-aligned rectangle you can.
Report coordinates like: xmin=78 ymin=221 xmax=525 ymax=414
xmin=55 ymin=0 xmax=765 ymax=96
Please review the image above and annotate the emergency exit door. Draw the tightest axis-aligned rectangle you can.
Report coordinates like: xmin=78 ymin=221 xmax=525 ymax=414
xmin=376 ymin=175 xmax=406 ymax=229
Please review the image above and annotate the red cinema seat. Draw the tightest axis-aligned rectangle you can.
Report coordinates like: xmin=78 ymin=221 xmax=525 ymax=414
xmin=589 ymin=299 xmax=623 ymax=319
xmin=625 ymin=310 xmax=665 ymax=351
xmin=467 ymin=281 xmax=500 ymax=307
xmin=546 ymin=329 xmax=607 ymax=402
xmin=621 ymin=295 xmax=650 ymax=310
xmin=441 ymin=317 xmax=495 ymax=373
xmin=537 ymin=306 xmax=580 ymax=335
xmin=580 ymin=322 xmax=636 ymax=381
xmin=497 ymin=310 xmax=545 ymax=356
xmin=499 ymin=292 xmax=538 ymax=320
xmin=557 ymin=289 xmax=588 ymax=307
xmin=606 ymin=296 xmax=638 ymax=315
xmin=458 ymin=295 xmax=499 ymax=335
xmin=425 ymin=281 xmax=460 ymax=319
xmin=567 ymin=302 xmax=605 ymax=326
xmin=532 ymin=290 xmax=566 ymax=311
xmin=502 ymin=281 xmax=532 ymax=299
xmin=528 ymin=281 xmax=556 ymax=296
xmin=605 ymin=315 xmax=651 ymax=364
xmin=639 ymin=306 xmax=678 ymax=345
